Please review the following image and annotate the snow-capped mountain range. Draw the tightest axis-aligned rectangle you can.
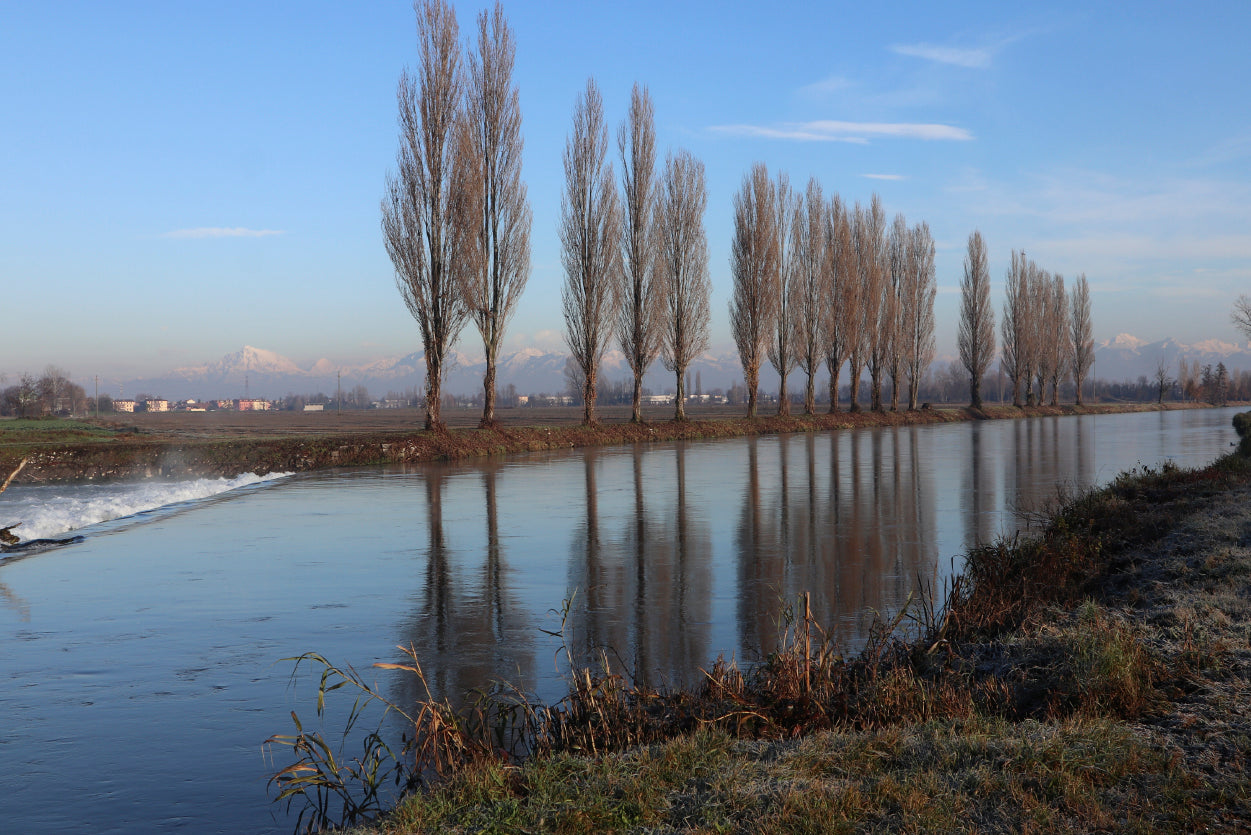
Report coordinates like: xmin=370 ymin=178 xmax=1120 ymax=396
xmin=127 ymin=344 xmax=745 ymax=401
xmin=124 ymin=336 xmax=1251 ymax=401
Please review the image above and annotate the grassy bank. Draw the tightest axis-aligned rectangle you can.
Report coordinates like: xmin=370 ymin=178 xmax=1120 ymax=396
xmin=0 ymin=401 xmax=1211 ymax=484
xmin=267 ymin=414 xmax=1251 ymax=833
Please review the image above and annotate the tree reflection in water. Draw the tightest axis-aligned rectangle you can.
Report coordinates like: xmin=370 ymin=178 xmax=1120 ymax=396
xmin=380 ymin=409 xmax=1180 ymax=713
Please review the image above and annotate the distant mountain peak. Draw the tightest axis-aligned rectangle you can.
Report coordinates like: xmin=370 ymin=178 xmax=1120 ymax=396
xmin=1108 ymin=333 xmax=1147 ymax=350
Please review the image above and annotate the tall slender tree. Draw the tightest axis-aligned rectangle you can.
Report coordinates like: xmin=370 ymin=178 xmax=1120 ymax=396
xmin=886 ymin=213 xmax=909 ymax=410
xmin=858 ymin=195 xmax=888 ymax=411
xmin=958 ymin=230 xmax=994 ymax=409
xmin=902 ymin=221 xmax=936 ymax=410
xmin=657 ymin=150 xmax=710 ymax=422
xmin=616 ymin=83 xmax=661 ymax=423
xmin=729 ymin=163 xmax=778 ymax=419
xmin=824 ymin=193 xmax=858 ymax=412
xmin=1070 ymin=273 xmax=1094 ymax=405
xmin=1000 ymin=250 xmax=1029 ymax=407
xmin=1045 ymin=274 xmax=1070 ymax=405
xmin=460 ymin=2 xmax=531 ymax=428
xmin=792 ymin=178 xmax=827 ymax=415
xmin=382 ymin=0 xmax=471 ymax=432
xmin=767 ymin=173 xmax=798 ymax=415
xmin=560 ymin=78 xmax=622 ymax=425
xmin=1029 ymin=264 xmax=1055 ymax=405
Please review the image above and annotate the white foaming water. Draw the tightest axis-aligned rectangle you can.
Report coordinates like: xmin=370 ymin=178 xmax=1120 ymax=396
xmin=0 ymin=472 xmax=292 ymax=541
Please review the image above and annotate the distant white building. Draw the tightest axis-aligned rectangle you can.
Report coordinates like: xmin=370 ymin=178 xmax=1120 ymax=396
xmin=114 ymin=399 xmax=136 ymax=413
xmin=139 ymin=399 xmax=169 ymax=412
xmin=303 ymin=404 xmax=324 ymax=412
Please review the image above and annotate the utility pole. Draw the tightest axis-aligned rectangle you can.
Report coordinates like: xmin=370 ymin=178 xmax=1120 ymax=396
xmin=337 ymin=370 xmax=341 ymax=420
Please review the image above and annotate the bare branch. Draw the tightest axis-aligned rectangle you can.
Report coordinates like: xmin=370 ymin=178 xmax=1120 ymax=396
xmin=1232 ymin=294 xmax=1251 ymax=343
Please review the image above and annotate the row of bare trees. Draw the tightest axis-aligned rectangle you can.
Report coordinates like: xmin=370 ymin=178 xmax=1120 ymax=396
xmin=958 ymin=235 xmax=1095 ymax=409
xmin=382 ymin=0 xmax=531 ymax=431
xmin=559 ymin=81 xmax=711 ymax=424
xmin=384 ymin=2 xmax=1109 ymax=430
xmin=384 ymin=2 xmax=713 ymax=429
xmin=730 ymin=174 xmax=937 ymax=418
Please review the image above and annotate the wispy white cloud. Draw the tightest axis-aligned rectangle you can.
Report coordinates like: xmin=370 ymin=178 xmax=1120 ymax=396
xmin=798 ymin=75 xmax=853 ymax=97
xmin=163 ymin=227 xmax=284 ymax=239
xmin=891 ymin=43 xmax=994 ymax=69
xmin=711 ymin=120 xmax=972 ymax=143
xmin=862 ymin=173 xmax=906 ymax=181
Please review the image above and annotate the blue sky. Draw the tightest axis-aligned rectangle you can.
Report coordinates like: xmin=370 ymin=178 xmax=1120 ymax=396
xmin=3 ymin=1 xmax=1249 ymax=381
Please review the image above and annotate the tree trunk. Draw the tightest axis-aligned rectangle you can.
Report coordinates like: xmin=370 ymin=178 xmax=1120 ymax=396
xmin=848 ymin=357 xmax=862 ymax=412
xmin=583 ymin=368 xmax=598 ymax=425
xmin=425 ymin=354 xmax=443 ymax=431
xmin=631 ymin=372 xmax=644 ymax=423
xmin=480 ymin=358 xmax=497 ymax=427
xmin=777 ymin=371 xmax=790 ymax=416
xmin=804 ymin=373 xmax=815 ymax=416
xmin=674 ymin=369 xmax=686 ymax=421
xmin=827 ymin=362 xmax=841 ymax=414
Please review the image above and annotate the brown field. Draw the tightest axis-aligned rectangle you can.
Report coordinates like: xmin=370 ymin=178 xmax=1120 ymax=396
xmin=95 ymin=402 xmax=757 ymax=439
xmin=0 ymin=401 xmax=1223 ymax=484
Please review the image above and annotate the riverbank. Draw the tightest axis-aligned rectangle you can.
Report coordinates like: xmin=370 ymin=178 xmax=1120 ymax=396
xmin=298 ymin=415 xmax=1251 ymax=833
xmin=0 ymin=401 xmax=1215 ymax=484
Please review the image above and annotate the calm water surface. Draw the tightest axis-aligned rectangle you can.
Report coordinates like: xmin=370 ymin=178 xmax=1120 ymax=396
xmin=0 ymin=407 xmax=1241 ymax=833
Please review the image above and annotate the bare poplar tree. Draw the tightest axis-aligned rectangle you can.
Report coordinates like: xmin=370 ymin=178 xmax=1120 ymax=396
xmin=958 ymin=230 xmax=995 ymax=409
xmin=657 ymin=150 xmax=710 ymax=421
xmin=886 ymin=213 xmax=909 ymax=410
xmin=824 ymin=193 xmax=858 ymax=412
xmin=460 ymin=2 xmax=531 ymax=427
xmin=1232 ymin=294 xmax=1251 ymax=342
xmin=845 ymin=201 xmax=869 ymax=411
xmin=1070 ymin=273 xmax=1094 ymax=405
xmin=616 ymin=83 xmax=661 ymax=423
xmin=1029 ymin=265 xmax=1051 ymax=405
xmin=858 ymin=195 xmax=888 ymax=411
xmin=902 ymin=221 xmax=936 ymax=410
xmin=767 ymin=172 xmax=798 ymax=415
xmin=560 ymin=78 xmax=622 ymax=425
xmin=382 ymin=0 xmax=471 ymax=432
xmin=1000 ymin=250 xmax=1029 ymax=407
xmin=1154 ymin=359 xmax=1173 ymax=404
xmin=729 ymin=163 xmax=778 ymax=419
xmin=792 ymin=177 xmax=827 ymax=415
xmin=1045 ymin=274 xmax=1070 ymax=405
